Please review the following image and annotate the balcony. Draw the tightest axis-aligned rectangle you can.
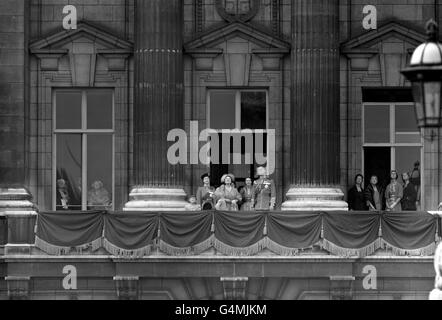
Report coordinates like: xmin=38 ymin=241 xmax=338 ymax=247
xmin=0 ymin=210 xmax=440 ymax=300
xmin=0 ymin=210 xmax=439 ymax=258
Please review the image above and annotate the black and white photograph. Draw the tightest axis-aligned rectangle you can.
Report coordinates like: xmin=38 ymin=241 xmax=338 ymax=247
xmin=0 ymin=0 xmax=442 ymax=309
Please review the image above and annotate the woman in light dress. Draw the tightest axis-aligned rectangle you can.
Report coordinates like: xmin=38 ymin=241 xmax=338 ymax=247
xmin=385 ymin=170 xmax=403 ymax=212
xmin=214 ymin=174 xmax=242 ymax=211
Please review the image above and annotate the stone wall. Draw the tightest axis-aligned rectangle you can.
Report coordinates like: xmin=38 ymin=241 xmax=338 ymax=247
xmin=0 ymin=0 xmax=27 ymax=186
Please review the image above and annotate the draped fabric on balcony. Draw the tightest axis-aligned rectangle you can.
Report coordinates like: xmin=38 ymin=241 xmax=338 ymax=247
xmin=380 ymin=212 xmax=438 ymax=256
xmin=34 ymin=211 xmax=441 ymax=258
xmin=265 ymin=212 xmax=322 ymax=255
xmin=213 ymin=211 xmax=267 ymax=255
xmin=322 ymin=212 xmax=382 ymax=257
xmin=159 ymin=212 xmax=213 ymax=255
xmin=35 ymin=211 xmax=104 ymax=255
xmin=103 ymin=212 xmax=159 ymax=258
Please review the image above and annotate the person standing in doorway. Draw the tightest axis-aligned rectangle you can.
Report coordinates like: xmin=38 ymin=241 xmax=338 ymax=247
xmin=254 ymin=167 xmax=276 ymax=211
xmin=401 ymin=172 xmax=418 ymax=211
xmin=364 ymin=175 xmax=384 ymax=211
xmin=240 ymin=177 xmax=255 ymax=211
xmin=196 ymin=173 xmax=215 ymax=210
xmin=385 ymin=170 xmax=403 ymax=212
xmin=348 ymin=174 xmax=368 ymax=211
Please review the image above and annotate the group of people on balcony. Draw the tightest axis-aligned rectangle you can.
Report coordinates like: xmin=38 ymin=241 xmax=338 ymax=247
xmin=348 ymin=170 xmax=420 ymax=212
xmin=56 ymin=178 xmax=111 ymax=211
xmin=185 ymin=166 xmax=276 ymax=212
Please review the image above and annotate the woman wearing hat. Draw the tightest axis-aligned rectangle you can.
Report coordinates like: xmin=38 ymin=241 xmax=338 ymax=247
xmin=240 ymin=177 xmax=255 ymax=211
xmin=196 ymin=173 xmax=215 ymax=210
xmin=254 ymin=167 xmax=276 ymax=211
xmin=214 ymin=174 xmax=242 ymax=211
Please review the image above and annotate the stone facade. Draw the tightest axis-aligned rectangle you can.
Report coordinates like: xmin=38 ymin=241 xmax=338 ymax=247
xmin=0 ymin=0 xmax=441 ymax=300
xmin=2 ymin=0 xmax=441 ymax=211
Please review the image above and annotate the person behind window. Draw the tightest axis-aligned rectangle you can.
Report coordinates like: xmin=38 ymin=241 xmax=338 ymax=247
xmin=401 ymin=172 xmax=417 ymax=211
xmin=196 ymin=173 xmax=215 ymax=210
xmin=240 ymin=177 xmax=255 ymax=211
xmin=87 ymin=180 xmax=111 ymax=210
xmin=410 ymin=161 xmax=421 ymax=209
xmin=254 ymin=166 xmax=276 ymax=211
xmin=385 ymin=170 xmax=403 ymax=212
xmin=214 ymin=174 xmax=242 ymax=211
xmin=56 ymin=179 xmax=70 ymax=210
xmin=348 ymin=174 xmax=368 ymax=211
xmin=185 ymin=195 xmax=201 ymax=211
xmin=364 ymin=175 xmax=384 ymax=212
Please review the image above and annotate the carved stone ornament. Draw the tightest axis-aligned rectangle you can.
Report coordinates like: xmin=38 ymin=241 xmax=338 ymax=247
xmin=215 ymin=0 xmax=260 ymax=22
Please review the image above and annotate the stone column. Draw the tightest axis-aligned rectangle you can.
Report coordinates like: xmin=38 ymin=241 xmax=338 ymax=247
xmin=0 ymin=1 xmax=37 ymax=245
xmin=125 ymin=0 xmax=187 ymax=211
xmin=282 ymin=0 xmax=347 ymax=211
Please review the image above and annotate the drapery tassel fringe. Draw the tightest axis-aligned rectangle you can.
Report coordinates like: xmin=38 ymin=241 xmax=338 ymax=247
xmin=380 ymin=239 xmax=437 ymax=256
xmin=320 ymin=238 xmax=382 ymax=258
xmin=159 ymin=236 xmax=215 ymax=256
xmin=35 ymin=236 xmax=102 ymax=256
xmin=213 ymin=238 xmax=267 ymax=256
xmin=102 ymin=238 xmax=153 ymax=259
xmin=264 ymin=237 xmax=301 ymax=256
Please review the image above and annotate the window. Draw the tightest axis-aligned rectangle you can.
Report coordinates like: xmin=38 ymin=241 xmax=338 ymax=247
xmin=363 ymin=103 xmax=422 ymax=190
xmin=208 ymin=90 xmax=268 ymax=187
xmin=53 ymin=90 xmax=114 ymax=211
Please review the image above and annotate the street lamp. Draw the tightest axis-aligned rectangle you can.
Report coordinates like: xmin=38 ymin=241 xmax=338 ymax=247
xmin=401 ymin=20 xmax=442 ymax=128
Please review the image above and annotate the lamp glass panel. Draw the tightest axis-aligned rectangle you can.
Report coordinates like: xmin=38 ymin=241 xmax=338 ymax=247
xmin=424 ymin=81 xmax=441 ymax=125
xmin=412 ymin=82 xmax=424 ymax=125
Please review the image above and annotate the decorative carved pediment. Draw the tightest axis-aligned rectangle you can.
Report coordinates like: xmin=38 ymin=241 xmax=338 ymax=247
xmin=185 ymin=21 xmax=290 ymax=53
xmin=30 ymin=22 xmax=133 ymax=85
xmin=341 ymin=21 xmax=426 ymax=72
xmin=185 ymin=22 xmax=290 ymax=83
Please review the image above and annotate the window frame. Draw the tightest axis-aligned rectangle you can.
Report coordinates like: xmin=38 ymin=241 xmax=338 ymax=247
xmin=207 ymin=89 xmax=269 ymax=130
xmin=206 ymin=88 xmax=269 ymax=183
xmin=362 ymin=102 xmax=423 ymax=188
xmin=52 ymin=89 xmax=115 ymax=211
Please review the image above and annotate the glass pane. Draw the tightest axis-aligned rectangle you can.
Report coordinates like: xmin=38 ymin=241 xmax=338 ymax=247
xmin=395 ymin=104 xmax=420 ymax=143
xmin=395 ymin=147 xmax=421 ymax=179
xmin=87 ymin=91 xmax=113 ymax=129
xmin=87 ymin=135 xmax=113 ymax=210
xmin=395 ymin=105 xmax=418 ymax=132
xmin=412 ymin=83 xmax=424 ymax=126
xmin=241 ymin=91 xmax=266 ymax=129
xmin=210 ymin=91 xmax=236 ymax=130
xmin=424 ymin=82 xmax=441 ymax=126
xmin=395 ymin=133 xmax=421 ymax=144
xmin=56 ymin=134 xmax=82 ymax=210
xmin=364 ymin=105 xmax=390 ymax=143
xmin=56 ymin=91 xmax=82 ymax=130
